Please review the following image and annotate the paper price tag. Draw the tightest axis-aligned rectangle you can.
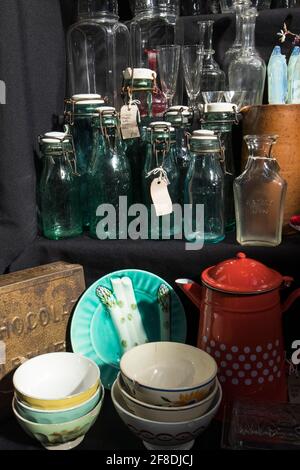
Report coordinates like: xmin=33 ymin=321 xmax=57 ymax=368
xmin=120 ymin=104 xmax=140 ymax=140
xmin=0 ymin=342 xmax=5 ymax=365
xmin=150 ymin=178 xmax=173 ymax=217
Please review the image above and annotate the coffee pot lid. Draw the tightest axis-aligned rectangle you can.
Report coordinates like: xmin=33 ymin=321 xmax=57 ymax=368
xmin=201 ymin=252 xmax=284 ymax=294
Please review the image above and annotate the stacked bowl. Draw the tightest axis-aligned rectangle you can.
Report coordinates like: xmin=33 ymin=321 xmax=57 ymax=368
xmin=12 ymin=352 xmax=104 ymax=450
xmin=112 ymin=342 xmax=222 ymax=450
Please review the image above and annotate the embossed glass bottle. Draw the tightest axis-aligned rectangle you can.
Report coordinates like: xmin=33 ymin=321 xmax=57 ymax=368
xmin=39 ymin=132 xmax=82 ymax=240
xmin=88 ymin=107 xmax=132 ymax=239
xmin=234 ymin=135 xmax=287 ymax=246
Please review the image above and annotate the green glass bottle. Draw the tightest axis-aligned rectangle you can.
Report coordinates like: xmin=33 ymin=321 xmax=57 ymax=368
xmin=39 ymin=131 xmax=82 ymax=240
xmin=88 ymin=107 xmax=132 ymax=239
xmin=143 ymin=121 xmax=180 ymax=239
xmin=64 ymin=94 xmax=106 ymax=228
xmin=184 ymin=130 xmax=225 ymax=244
xmin=164 ymin=105 xmax=194 ymax=206
xmin=201 ymin=102 xmax=239 ymax=232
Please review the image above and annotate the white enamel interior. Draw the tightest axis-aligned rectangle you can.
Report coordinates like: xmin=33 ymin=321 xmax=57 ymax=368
xmin=13 ymin=353 xmax=100 ymax=399
xmin=120 ymin=342 xmax=217 ymax=390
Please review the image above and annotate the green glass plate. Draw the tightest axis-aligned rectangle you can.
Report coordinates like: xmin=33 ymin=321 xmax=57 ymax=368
xmin=71 ymin=269 xmax=187 ymax=389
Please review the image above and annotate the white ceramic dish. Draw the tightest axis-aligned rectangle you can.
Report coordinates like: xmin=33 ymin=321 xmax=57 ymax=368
xmin=120 ymin=342 xmax=217 ymax=406
xmin=13 ymin=352 xmax=100 ymax=410
xmin=111 ymin=379 xmax=222 ymax=450
xmin=12 ymin=385 xmax=104 ymax=450
xmin=118 ymin=374 xmax=219 ymax=422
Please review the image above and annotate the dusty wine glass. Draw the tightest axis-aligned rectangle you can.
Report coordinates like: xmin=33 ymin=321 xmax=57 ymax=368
xmin=157 ymin=45 xmax=181 ymax=108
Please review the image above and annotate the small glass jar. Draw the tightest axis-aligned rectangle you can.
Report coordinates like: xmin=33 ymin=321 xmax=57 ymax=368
xmin=164 ymin=106 xmax=194 ymax=205
xmin=143 ymin=121 xmax=180 ymax=239
xmin=88 ymin=107 xmax=132 ymax=239
xmin=64 ymin=94 xmax=106 ymax=227
xmin=184 ymin=130 xmax=225 ymax=244
xmin=39 ymin=131 xmax=82 ymax=240
xmin=234 ymin=135 xmax=287 ymax=246
xmin=201 ymin=102 xmax=239 ymax=232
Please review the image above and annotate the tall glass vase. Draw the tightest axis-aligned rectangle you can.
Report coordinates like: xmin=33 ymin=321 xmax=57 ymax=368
xmin=228 ymin=8 xmax=266 ymax=106
xmin=199 ymin=21 xmax=226 ymax=93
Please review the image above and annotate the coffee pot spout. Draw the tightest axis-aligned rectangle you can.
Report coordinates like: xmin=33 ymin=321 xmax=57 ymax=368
xmin=175 ymin=279 xmax=203 ymax=309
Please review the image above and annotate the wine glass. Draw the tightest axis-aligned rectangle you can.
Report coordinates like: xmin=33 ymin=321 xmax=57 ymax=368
xmin=182 ymin=45 xmax=204 ymax=109
xmin=202 ymin=91 xmax=225 ymax=103
xmin=157 ymin=45 xmax=181 ymax=108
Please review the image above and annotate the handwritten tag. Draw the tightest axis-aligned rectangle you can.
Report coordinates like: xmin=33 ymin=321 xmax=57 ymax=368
xmin=150 ymin=178 xmax=173 ymax=217
xmin=0 ymin=342 xmax=5 ymax=365
xmin=120 ymin=104 xmax=140 ymax=140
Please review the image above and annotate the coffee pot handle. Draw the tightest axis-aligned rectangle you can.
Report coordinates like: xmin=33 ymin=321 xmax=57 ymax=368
xmin=282 ymin=287 xmax=300 ymax=313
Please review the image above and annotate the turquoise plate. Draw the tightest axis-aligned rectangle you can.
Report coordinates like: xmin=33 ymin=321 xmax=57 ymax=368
xmin=71 ymin=269 xmax=187 ymax=389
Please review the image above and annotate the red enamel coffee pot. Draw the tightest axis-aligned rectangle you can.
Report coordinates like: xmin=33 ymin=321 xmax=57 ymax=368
xmin=176 ymin=253 xmax=300 ymax=404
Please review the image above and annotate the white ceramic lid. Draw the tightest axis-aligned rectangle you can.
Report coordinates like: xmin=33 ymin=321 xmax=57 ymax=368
xmin=74 ymin=99 xmax=105 ymax=105
xmin=123 ymin=67 xmax=157 ymax=80
xmin=96 ymin=106 xmax=116 ymax=113
xmin=192 ymin=130 xmax=217 ymax=140
xmin=205 ymin=103 xmax=237 ymax=113
xmin=42 ymin=132 xmax=69 ymax=143
xmin=72 ymin=93 xmax=102 ymax=101
xmin=148 ymin=121 xmax=175 ymax=132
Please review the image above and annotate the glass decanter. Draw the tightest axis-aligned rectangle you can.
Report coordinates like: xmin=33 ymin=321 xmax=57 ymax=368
xmin=198 ymin=20 xmax=226 ymax=94
xmin=234 ymin=135 xmax=287 ymax=247
xmin=228 ymin=8 xmax=266 ymax=106
xmin=67 ymin=0 xmax=130 ymax=110
xmin=223 ymin=0 xmax=252 ymax=80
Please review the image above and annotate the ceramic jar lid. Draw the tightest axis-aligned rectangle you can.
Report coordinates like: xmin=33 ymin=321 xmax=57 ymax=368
xmin=201 ymin=252 xmax=285 ymax=294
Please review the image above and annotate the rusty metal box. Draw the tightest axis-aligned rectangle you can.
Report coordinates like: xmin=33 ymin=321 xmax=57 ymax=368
xmin=0 ymin=261 xmax=85 ymax=417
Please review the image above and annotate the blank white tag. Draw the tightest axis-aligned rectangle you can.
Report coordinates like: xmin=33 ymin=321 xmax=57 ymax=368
xmin=120 ymin=104 xmax=140 ymax=140
xmin=0 ymin=341 xmax=5 ymax=364
xmin=150 ymin=178 xmax=173 ymax=217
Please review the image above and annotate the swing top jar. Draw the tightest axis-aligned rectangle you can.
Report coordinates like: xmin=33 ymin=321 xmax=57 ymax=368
xmin=39 ymin=132 xmax=82 ymax=240
xmin=122 ymin=67 xmax=157 ymax=121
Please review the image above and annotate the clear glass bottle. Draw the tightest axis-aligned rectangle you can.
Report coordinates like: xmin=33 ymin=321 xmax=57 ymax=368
xmin=228 ymin=8 xmax=266 ymax=106
xmin=67 ymin=0 xmax=130 ymax=110
xmin=202 ymin=103 xmax=239 ymax=232
xmin=64 ymin=94 xmax=105 ymax=227
xmin=143 ymin=122 xmax=180 ymax=239
xmin=164 ymin=106 xmax=194 ymax=206
xmin=184 ymin=130 xmax=225 ymax=244
xmin=234 ymin=135 xmax=287 ymax=246
xmin=223 ymin=0 xmax=251 ymax=80
xmin=198 ymin=20 xmax=226 ymax=94
xmin=39 ymin=131 xmax=82 ymax=240
xmin=130 ymin=0 xmax=180 ymax=69
xmin=88 ymin=107 xmax=132 ymax=239
xmin=181 ymin=0 xmax=220 ymax=14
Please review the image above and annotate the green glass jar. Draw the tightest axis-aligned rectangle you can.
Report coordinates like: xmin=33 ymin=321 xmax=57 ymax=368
xmin=143 ymin=122 xmax=180 ymax=239
xmin=122 ymin=68 xmax=159 ymax=204
xmin=39 ymin=131 xmax=82 ymax=240
xmin=64 ymin=94 xmax=106 ymax=227
xmin=201 ymin=102 xmax=239 ymax=232
xmin=184 ymin=130 xmax=225 ymax=244
xmin=164 ymin=105 xmax=194 ymax=205
xmin=88 ymin=107 xmax=132 ymax=240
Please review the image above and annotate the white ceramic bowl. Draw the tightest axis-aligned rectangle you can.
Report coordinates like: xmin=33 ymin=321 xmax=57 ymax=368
xmin=12 ymin=385 xmax=104 ymax=450
xmin=112 ymin=379 xmax=222 ymax=450
xmin=13 ymin=353 xmax=100 ymax=410
xmin=120 ymin=342 xmax=217 ymax=407
xmin=118 ymin=373 xmax=219 ymax=422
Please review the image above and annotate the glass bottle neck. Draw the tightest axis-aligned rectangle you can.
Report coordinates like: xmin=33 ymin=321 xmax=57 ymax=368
xmin=233 ymin=6 xmax=245 ymax=48
xmin=134 ymin=0 xmax=178 ymax=16
xmin=241 ymin=16 xmax=256 ymax=51
xmin=78 ymin=0 xmax=118 ymax=20
xmin=199 ymin=20 xmax=214 ymax=52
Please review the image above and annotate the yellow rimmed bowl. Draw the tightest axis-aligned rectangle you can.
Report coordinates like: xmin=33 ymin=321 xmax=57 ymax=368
xmin=118 ymin=373 xmax=219 ymax=422
xmin=13 ymin=352 xmax=100 ymax=410
xmin=120 ymin=342 xmax=217 ymax=407
xmin=12 ymin=385 xmax=104 ymax=450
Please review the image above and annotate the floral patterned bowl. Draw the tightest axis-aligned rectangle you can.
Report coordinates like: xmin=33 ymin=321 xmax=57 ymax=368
xmin=12 ymin=386 xmax=104 ymax=450
xmin=111 ymin=378 xmax=222 ymax=450
xmin=120 ymin=342 xmax=217 ymax=407
xmin=118 ymin=373 xmax=219 ymax=422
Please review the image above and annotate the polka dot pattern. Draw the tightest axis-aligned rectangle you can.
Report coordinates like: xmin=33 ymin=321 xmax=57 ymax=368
xmin=200 ymin=337 xmax=283 ymax=388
